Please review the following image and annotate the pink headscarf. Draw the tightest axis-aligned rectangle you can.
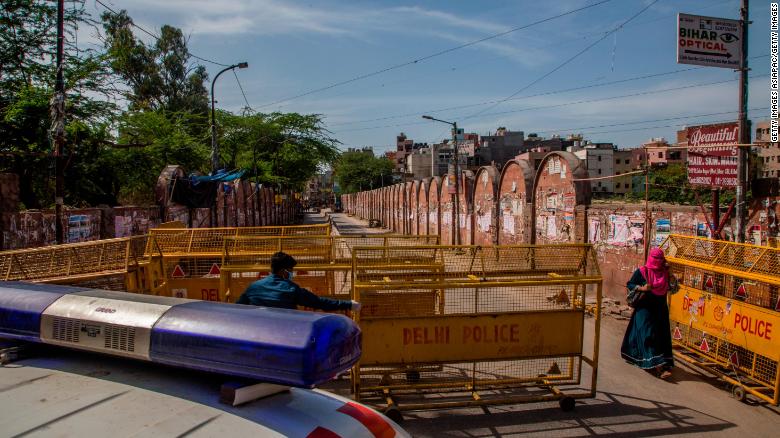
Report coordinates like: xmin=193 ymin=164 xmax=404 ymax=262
xmin=643 ymin=248 xmax=669 ymax=296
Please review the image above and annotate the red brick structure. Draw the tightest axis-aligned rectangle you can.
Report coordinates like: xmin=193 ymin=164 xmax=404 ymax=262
xmin=532 ymin=151 xmax=591 ymax=244
xmin=458 ymin=170 xmax=475 ymax=245
xmin=497 ymin=159 xmax=534 ymax=245
xmin=427 ymin=177 xmax=441 ymax=237
xmin=410 ymin=180 xmax=421 ymax=235
xmin=473 ymin=166 xmax=499 ymax=246
xmin=439 ymin=175 xmax=455 ymax=245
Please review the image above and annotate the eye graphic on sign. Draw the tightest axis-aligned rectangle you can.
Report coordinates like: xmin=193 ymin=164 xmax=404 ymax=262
xmin=719 ymin=33 xmax=739 ymax=43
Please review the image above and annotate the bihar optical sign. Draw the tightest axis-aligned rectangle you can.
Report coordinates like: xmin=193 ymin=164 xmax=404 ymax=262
xmin=677 ymin=13 xmax=742 ymax=69
xmin=687 ymin=122 xmax=739 ymax=188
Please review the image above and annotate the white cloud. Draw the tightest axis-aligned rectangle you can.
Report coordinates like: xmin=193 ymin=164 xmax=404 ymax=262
xmin=106 ymin=0 xmax=562 ymax=64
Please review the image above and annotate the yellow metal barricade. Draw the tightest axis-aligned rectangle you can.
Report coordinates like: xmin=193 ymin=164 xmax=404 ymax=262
xmin=350 ymin=244 xmax=602 ymax=414
xmin=0 ymin=236 xmax=156 ymax=292
xmin=662 ymin=234 xmax=780 ymax=405
xmin=220 ymin=235 xmax=440 ymax=303
xmin=146 ymin=223 xmax=331 ymax=300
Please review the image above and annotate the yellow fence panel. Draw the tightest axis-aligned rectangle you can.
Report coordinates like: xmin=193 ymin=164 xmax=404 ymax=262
xmin=361 ymin=311 xmax=584 ymax=364
xmin=144 ymin=223 xmax=332 ymax=299
xmin=219 ymin=235 xmax=441 ymax=304
xmin=351 ymin=244 xmax=602 ymax=415
xmin=0 ymin=236 xmax=155 ymax=292
xmin=662 ymin=234 xmax=780 ymax=405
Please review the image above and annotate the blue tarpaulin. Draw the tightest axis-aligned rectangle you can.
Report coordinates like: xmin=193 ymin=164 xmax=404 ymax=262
xmin=190 ymin=169 xmax=246 ymax=185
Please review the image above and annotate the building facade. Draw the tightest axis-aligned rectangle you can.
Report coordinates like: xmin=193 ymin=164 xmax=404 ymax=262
xmin=572 ymin=143 xmax=615 ymax=194
xmin=613 ymin=149 xmax=635 ymax=194
xmin=756 ymin=120 xmax=780 ymax=178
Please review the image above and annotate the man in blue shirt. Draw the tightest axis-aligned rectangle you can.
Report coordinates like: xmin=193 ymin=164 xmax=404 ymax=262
xmin=237 ymin=251 xmax=361 ymax=312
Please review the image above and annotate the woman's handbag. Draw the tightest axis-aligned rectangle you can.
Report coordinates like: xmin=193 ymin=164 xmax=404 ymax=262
xmin=627 ymin=266 xmax=650 ymax=308
xmin=626 ymin=286 xmax=644 ymax=308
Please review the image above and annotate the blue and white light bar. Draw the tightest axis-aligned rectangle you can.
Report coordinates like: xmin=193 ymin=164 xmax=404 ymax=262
xmin=0 ymin=282 xmax=361 ymax=388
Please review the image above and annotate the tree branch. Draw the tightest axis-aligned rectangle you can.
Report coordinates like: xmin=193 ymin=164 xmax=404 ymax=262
xmin=99 ymin=139 xmax=151 ymax=148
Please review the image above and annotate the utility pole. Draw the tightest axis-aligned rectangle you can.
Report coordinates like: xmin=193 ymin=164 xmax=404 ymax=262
xmin=735 ymin=0 xmax=750 ymax=243
xmin=422 ymin=115 xmax=461 ymax=245
xmin=209 ymin=62 xmax=248 ymax=226
xmin=452 ymin=122 xmax=461 ymax=245
xmin=210 ymin=62 xmax=249 ymax=174
xmin=52 ymin=0 xmax=66 ymax=244
xmin=430 ymin=143 xmax=436 ymax=178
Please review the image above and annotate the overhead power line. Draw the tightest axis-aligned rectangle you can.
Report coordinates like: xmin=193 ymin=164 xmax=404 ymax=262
xmin=345 ymin=107 xmax=770 ymax=152
xmin=531 ymin=107 xmax=770 ymax=135
xmin=464 ymin=0 xmax=661 ymax=121
xmin=328 ymin=53 xmax=768 ymax=131
xmin=327 ymin=67 xmax=703 ymax=128
xmin=94 ymin=0 xmax=230 ymax=67
xmin=255 ymin=0 xmax=614 ymax=109
xmin=334 ymin=74 xmax=768 ymax=133
xmin=233 ymin=69 xmax=253 ymax=111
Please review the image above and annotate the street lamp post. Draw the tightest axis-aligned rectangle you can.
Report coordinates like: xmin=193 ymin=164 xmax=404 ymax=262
xmin=422 ymin=115 xmax=461 ymax=245
xmin=211 ymin=62 xmax=249 ymax=174
xmin=209 ymin=62 xmax=248 ymax=227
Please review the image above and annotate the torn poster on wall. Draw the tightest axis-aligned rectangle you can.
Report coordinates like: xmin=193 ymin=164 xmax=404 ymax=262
xmin=589 ymin=218 xmax=601 ymax=243
xmin=607 ymin=215 xmax=629 ymax=246
xmin=502 ymin=213 xmax=515 ymax=235
xmin=546 ymin=216 xmax=557 ymax=238
xmin=478 ymin=214 xmax=491 ymax=232
xmin=607 ymin=214 xmax=644 ymax=247
xmin=67 ymin=215 xmax=91 ymax=243
xmin=654 ymin=219 xmax=671 ymax=247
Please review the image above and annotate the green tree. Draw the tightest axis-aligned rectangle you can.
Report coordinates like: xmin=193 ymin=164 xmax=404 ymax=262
xmin=626 ymin=164 xmax=736 ymax=206
xmin=1 ymin=0 xmax=116 ymax=208
xmin=108 ymin=110 xmax=209 ymax=204
xmin=333 ymin=149 xmax=394 ymax=194
xmin=101 ymin=11 xmax=209 ymax=116
xmin=218 ymin=111 xmax=340 ymax=190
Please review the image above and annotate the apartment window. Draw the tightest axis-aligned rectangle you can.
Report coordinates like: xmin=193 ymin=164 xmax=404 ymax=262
xmin=615 ymin=159 xmax=620 ymax=165
xmin=625 ymin=159 xmax=630 ymax=164
xmin=597 ymin=155 xmax=602 ymax=161
xmin=597 ymin=182 xmax=602 ymax=187
xmin=625 ymin=183 xmax=630 ymax=189
xmin=658 ymin=152 xmax=664 ymax=158
xmin=598 ymin=169 xmax=602 ymax=174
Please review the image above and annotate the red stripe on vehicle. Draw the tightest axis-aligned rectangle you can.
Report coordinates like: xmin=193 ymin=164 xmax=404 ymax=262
xmin=306 ymin=426 xmax=341 ymax=438
xmin=337 ymin=402 xmax=395 ymax=438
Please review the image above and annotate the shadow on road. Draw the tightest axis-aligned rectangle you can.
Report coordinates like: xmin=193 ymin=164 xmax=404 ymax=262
xmin=401 ymin=391 xmax=736 ymax=437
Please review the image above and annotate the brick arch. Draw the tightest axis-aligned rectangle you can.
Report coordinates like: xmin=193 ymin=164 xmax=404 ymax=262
xmin=472 ymin=166 xmax=500 ymax=246
xmin=418 ymin=177 xmax=432 ymax=235
xmin=532 ymin=151 xmax=591 ymax=244
xmin=497 ymin=159 xmax=534 ymax=244
xmin=427 ymin=176 xmax=442 ymax=237
xmin=458 ymin=170 xmax=475 ymax=245
xmin=410 ymin=180 xmax=422 ymax=235
xmin=439 ymin=174 xmax=455 ymax=244
xmin=404 ymin=181 xmax=414 ymax=234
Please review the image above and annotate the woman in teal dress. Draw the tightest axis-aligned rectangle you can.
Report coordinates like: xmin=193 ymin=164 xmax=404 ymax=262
xmin=620 ymin=248 xmax=674 ymax=379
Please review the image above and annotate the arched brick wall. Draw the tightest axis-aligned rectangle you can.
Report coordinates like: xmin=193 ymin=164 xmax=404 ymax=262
xmin=532 ymin=151 xmax=591 ymax=244
xmin=497 ymin=159 xmax=534 ymax=244
xmin=439 ymin=174 xmax=455 ymax=245
xmin=427 ymin=176 xmax=441 ymax=237
xmin=473 ymin=166 xmax=500 ymax=246
xmin=410 ymin=180 xmax=421 ymax=235
xmin=458 ymin=170 xmax=475 ymax=245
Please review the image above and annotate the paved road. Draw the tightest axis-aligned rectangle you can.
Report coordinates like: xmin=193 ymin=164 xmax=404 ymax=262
xmin=324 ymin=212 xmax=780 ymax=438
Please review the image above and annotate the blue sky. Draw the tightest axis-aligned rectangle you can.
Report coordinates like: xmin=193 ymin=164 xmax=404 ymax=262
xmin=83 ymin=0 xmax=774 ymax=153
